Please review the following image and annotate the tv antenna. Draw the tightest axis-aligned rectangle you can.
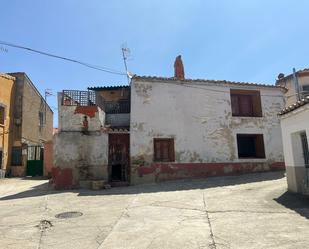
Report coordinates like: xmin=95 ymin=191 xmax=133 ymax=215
xmin=121 ymin=44 xmax=131 ymax=84
xmin=44 ymin=89 xmax=53 ymax=123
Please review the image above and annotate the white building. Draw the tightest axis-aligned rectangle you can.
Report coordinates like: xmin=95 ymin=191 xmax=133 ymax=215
xmin=279 ymin=97 xmax=309 ymax=194
xmin=130 ymin=74 xmax=286 ymax=184
xmin=53 ymin=56 xmax=287 ymax=188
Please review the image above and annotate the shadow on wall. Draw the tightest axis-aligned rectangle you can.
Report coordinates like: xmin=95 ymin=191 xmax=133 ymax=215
xmin=274 ymin=191 xmax=309 ymax=220
xmin=0 ymin=171 xmax=285 ymax=201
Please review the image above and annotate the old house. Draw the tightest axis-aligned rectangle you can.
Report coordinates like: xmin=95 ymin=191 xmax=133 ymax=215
xmin=53 ymin=56 xmax=286 ymax=189
xmin=0 ymin=72 xmax=53 ymax=177
xmin=276 ymin=68 xmax=309 ymax=107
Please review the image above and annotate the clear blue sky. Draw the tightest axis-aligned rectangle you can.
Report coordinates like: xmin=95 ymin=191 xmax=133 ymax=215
xmin=1 ymin=1 xmax=309 ymax=127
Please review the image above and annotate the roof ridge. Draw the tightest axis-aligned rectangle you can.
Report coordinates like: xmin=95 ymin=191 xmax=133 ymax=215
xmin=278 ymin=96 xmax=309 ymax=115
xmin=0 ymin=73 xmax=15 ymax=80
xmin=133 ymin=75 xmax=286 ymax=90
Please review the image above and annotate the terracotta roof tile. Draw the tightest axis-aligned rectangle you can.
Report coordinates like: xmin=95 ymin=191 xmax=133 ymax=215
xmin=88 ymin=85 xmax=129 ymax=91
xmin=133 ymin=75 xmax=286 ymax=91
xmin=0 ymin=73 xmax=15 ymax=80
xmin=278 ymin=96 xmax=309 ymax=115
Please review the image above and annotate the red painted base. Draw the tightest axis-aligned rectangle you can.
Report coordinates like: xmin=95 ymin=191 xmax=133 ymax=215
xmin=136 ymin=162 xmax=285 ymax=182
xmin=51 ymin=167 xmax=73 ymax=190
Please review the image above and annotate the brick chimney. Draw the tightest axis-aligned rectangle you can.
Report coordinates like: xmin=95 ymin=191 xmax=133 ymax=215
xmin=174 ymin=55 xmax=185 ymax=80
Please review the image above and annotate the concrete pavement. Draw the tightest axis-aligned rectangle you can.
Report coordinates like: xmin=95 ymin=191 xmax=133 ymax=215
xmin=0 ymin=171 xmax=308 ymax=249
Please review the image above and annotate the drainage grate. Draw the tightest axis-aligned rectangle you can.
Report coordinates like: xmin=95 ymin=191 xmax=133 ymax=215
xmin=55 ymin=211 xmax=83 ymax=219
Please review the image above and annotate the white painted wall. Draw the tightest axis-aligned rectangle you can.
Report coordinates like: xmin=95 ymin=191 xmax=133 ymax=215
xmin=58 ymin=105 xmax=105 ymax=132
xmin=130 ymin=78 xmax=285 ymax=167
xmin=57 ymin=92 xmax=105 ymax=132
xmin=54 ymin=93 xmax=108 ymax=186
xmin=54 ymin=132 xmax=109 ymax=185
xmin=280 ymin=105 xmax=309 ymax=193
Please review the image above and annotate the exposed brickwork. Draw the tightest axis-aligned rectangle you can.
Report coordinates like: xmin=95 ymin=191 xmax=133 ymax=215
xmin=74 ymin=106 xmax=98 ymax=118
xmin=174 ymin=55 xmax=185 ymax=80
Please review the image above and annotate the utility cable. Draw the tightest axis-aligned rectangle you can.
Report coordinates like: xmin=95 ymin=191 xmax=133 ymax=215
xmin=0 ymin=40 xmax=126 ymax=75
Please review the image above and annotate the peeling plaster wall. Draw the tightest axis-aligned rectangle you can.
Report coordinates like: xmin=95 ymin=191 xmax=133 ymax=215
xmin=130 ymin=79 xmax=285 ymax=184
xmin=53 ymin=132 xmax=108 ymax=187
xmin=53 ymin=95 xmax=108 ymax=189
xmin=58 ymin=104 xmax=105 ymax=132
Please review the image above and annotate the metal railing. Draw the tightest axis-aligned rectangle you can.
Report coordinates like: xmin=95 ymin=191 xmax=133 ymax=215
xmin=61 ymin=90 xmax=130 ymax=114
xmin=104 ymin=100 xmax=130 ymax=114
xmin=62 ymin=90 xmax=98 ymax=106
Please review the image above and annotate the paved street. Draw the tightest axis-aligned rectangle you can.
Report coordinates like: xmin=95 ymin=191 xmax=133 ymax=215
xmin=0 ymin=171 xmax=309 ymax=249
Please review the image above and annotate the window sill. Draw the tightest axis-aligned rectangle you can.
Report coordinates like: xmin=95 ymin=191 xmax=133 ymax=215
xmin=232 ymin=115 xmax=263 ymax=118
xmin=238 ymin=157 xmax=266 ymax=160
xmin=153 ymin=161 xmax=175 ymax=163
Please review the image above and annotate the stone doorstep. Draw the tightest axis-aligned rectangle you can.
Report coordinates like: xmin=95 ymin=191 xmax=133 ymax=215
xmin=92 ymin=180 xmax=105 ymax=190
xmin=79 ymin=180 xmax=111 ymax=190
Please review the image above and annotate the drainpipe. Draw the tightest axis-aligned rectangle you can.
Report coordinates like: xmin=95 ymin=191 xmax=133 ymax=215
xmin=293 ymin=68 xmax=301 ymax=101
xmin=0 ymin=125 xmax=4 ymax=169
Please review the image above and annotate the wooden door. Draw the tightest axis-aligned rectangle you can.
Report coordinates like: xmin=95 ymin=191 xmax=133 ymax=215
xmin=108 ymin=134 xmax=129 ymax=182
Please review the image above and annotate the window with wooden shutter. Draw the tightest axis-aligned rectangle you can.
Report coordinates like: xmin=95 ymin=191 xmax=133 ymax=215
xmin=230 ymin=89 xmax=262 ymax=117
xmin=153 ymin=138 xmax=175 ymax=162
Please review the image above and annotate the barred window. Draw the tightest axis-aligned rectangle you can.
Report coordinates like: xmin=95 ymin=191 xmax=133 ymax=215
xmin=11 ymin=147 xmax=22 ymax=166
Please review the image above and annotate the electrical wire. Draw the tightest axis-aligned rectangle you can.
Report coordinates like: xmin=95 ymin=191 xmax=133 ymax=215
xmin=0 ymin=40 xmax=127 ymax=75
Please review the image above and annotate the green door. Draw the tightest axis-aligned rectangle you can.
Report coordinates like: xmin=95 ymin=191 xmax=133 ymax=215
xmin=26 ymin=146 xmax=43 ymax=177
xmin=26 ymin=160 xmax=43 ymax=176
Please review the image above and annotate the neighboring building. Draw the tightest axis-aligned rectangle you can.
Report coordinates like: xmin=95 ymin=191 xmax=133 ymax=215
xmin=276 ymin=68 xmax=309 ymax=107
xmin=0 ymin=72 xmax=53 ymax=177
xmin=279 ymin=97 xmax=309 ymax=194
xmin=53 ymin=56 xmax=286 ymax=189
xmin=0 ymin=74 xmax=15 ymax=175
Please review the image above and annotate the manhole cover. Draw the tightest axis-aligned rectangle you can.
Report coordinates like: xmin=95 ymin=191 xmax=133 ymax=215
xmin=55 ymin=211 xmax=83 ymax=219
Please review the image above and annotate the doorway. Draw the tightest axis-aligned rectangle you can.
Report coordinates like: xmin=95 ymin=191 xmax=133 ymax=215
xmin=108 ymin=134 xmax=129 ymax=183
xmin=26 ymin=146 xmax=43 ymax=177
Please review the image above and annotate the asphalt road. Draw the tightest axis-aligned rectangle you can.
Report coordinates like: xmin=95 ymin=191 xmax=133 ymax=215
xmin=0 ymin=171 xmax=308 ymax=249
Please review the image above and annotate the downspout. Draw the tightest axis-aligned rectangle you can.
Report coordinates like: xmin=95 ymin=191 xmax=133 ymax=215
xmin=293 ymin=68 xmax=301 ymax=101
xmin=0 ymin=125 xmax=4 ymax=169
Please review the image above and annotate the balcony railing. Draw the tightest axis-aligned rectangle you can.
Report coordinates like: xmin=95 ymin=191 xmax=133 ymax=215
xmin=104 ymin=100 xmax=130 ymax=114
xmin=61 ymin=90 xmax=130 ymax=114
xmin=62 ymin=90 xmax=103 ymax=107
